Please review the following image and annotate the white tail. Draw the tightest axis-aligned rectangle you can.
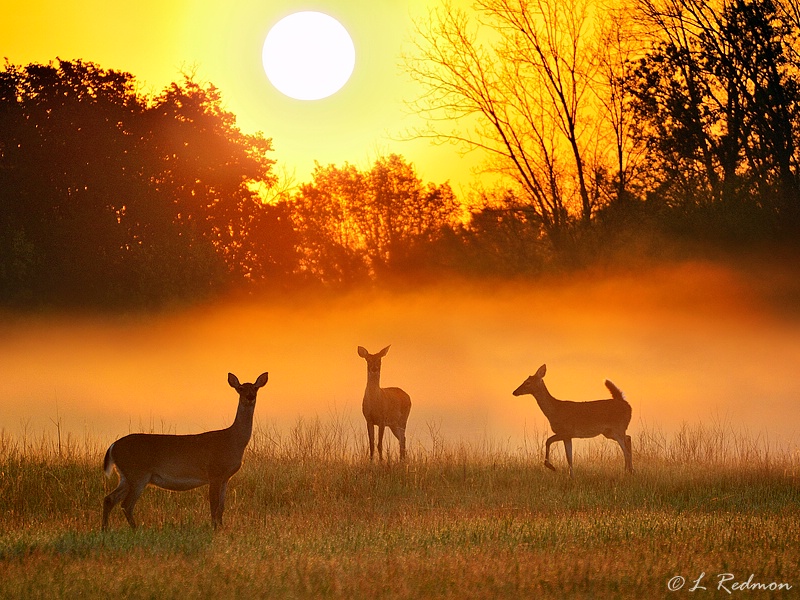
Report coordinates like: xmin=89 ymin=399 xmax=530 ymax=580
xmin=358 ymin=345 xmax=412 ymax=461
xmin=102 ymin=371 xmax=268 ymax=530
xmin=513 ymin=364 xmax=632 ymax=477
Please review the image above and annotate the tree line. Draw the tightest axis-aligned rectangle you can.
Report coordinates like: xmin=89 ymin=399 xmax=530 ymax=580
xmin=1 ymin=0 xmax=799 ymax=309
xmin=0 ymin=59 xmax=464 ymax=307
xmin=407 ymin=0 xmax=800 ymax=244
xmin=0 ymin=60 xmax=286 ymax=307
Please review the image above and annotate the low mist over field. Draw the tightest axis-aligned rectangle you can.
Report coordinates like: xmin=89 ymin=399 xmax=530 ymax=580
xmin=1 ymin=259 xmax=798 ymax=452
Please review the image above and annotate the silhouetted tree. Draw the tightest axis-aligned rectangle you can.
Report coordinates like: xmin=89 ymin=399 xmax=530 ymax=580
xmin=458 ymin=189 xmax=550 ymax=275
xmin=291 ymin=162 xmax=370 ymax=285
xmin=146 ymin=77 xmax=280 ymax=281
xmin=361 ymin=154 xmax=460 ymax=273
xmin=0 ymin=59 xmax=184 ymax=306
xmin=0 ymin=59 xmax=284 ymax=308
xmin=244 ymin=200 xmax=303 ymax=286
xmin=630 ymin=0 xmax=800 ymax=221
xmin=405 ymin=0 xmax=620 ymax=243
xmin=595 ymin=2 xmax=649 ymax=208
xmin=292 ymin=155 xmax=460 ymax=282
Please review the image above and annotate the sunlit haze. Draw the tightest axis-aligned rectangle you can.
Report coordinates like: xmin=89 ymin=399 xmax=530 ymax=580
xmin=2 ymin=263 xmax=798 ymax=452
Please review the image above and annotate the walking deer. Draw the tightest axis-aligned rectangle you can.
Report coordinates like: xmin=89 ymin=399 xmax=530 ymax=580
xmin=358 ymin=345 xmax=412 ymax=460
xmin=513 ymin=364 xmax=632 ymax=477
xmin=102 ymin=371 xmax=269 ymax=530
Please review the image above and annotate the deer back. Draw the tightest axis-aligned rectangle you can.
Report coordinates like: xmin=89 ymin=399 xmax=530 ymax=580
xmin=547 ymin=398 xmax=632 ymax=438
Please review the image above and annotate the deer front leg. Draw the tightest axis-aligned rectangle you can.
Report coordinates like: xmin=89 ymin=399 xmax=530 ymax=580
xmin=544 ymin=434 xmax=562 ymax=471
xmin=377 ymin=425 xmax=386 ymax=460
xmin=209 ymin=479 xmax=228 ymax=529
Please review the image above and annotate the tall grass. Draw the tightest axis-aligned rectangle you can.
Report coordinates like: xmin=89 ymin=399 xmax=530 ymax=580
xmin=1 ymin=419 xmax=798 ymax=599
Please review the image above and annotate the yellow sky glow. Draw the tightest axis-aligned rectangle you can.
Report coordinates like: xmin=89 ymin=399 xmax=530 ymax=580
xmin=0 ymin=0 xmax=482 ymax=192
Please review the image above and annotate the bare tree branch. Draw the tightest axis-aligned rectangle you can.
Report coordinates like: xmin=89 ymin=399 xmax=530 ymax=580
xmin=403 ymin=0 xmax=623 ymax=237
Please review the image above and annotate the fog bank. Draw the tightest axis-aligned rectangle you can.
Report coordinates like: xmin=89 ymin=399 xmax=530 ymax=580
xmin=1 ymin=259 xmax=798 ymax=454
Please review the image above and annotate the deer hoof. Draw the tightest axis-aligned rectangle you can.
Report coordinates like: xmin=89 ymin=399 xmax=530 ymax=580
xmin=544 ymin=461 xmax=556 ymax=471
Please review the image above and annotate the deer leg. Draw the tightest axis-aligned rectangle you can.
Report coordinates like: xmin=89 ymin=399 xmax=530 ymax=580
xmin=121 ymin=477 xmax=148 ymax=529
xmin=563 ymin=438 xmax=574 ymax=478
xmin=377 ymin=425 xmax=386 ymax=461
xmin=625 ymin=434 xmax=633 ymax=473
xmin=610 ymin=433 xmax=633 ymax=474
xmin=390 ymin=426 xmax=407 ymax=461
xmin=209 ymin=480 xmax=228 ymax=529
xmin=102 ymin=477 xmax=129 ymax=530
xmin=367 ymin=422 xmax=376 ymax=460
xmin=544 ymin=434 xmax=561 ymax=471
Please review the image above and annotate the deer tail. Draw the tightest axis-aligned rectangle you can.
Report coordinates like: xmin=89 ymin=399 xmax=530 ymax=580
xmin=103 ymin=443 xmax=115 ymax=478
xmin=605 ymin=380 xmax=626 ymax=402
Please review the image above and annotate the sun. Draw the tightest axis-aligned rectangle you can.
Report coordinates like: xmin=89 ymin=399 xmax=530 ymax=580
xmin=262 ymin=12 xmax=356 ymax=101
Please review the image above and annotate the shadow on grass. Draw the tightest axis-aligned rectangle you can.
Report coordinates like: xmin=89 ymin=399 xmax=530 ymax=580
xmin=0 ymin=525 xmax=215 ymax=560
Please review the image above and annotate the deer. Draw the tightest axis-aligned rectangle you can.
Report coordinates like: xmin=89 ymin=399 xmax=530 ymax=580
xmin=102 ymin=371 xmax=268 ymax=530
xmin=512 ymin=364 xmax=632 ymax=477
xmin=358 ymin=345 xmax=412 ymax=461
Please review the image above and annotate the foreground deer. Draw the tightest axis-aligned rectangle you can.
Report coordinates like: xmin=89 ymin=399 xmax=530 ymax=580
xmin=513 ymin=364 xmax=632 ymax=477
xmin=102 ymin=371 xmax=268 ymax=530
xmin=358 ymin=346 xmax=412 ymax=460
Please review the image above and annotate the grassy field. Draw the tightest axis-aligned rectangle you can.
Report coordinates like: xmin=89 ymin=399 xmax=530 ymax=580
xmin=0 ymin=420 xmax=798 ymax=599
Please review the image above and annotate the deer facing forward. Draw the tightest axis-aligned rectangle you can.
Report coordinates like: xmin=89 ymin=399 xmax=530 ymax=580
xmin=513 ymin=364 xmax=632 ymax=477
xmin=102 ymin=371 xmax=268 ymax=530
xmin=358 ymin=346 xmax=412 ymax=461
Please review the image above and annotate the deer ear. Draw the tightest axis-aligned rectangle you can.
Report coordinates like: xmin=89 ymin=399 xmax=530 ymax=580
xmin=377 ymin=345 xmax=391 ymax=357
xmin=255 ymin=372 xmax=269 ymax=388
xmin=536 ymin=364 xmax=547 ymax=378
xmin=228 ymin=373 xmax=241 ymax=389
xmin=357 ymin=346 xmax=369 ymax=358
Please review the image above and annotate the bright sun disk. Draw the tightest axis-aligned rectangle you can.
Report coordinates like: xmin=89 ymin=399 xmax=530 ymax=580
xmin=262 ymin=11 xmax=356 ymax=101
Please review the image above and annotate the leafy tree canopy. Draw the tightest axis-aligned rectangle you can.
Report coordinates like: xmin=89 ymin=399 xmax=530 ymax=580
xmin=0 ymin=59 xmax=284 ymax=308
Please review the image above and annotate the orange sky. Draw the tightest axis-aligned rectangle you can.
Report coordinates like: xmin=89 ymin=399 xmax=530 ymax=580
xmin=0 ymin=0 xmax=483 ymax=193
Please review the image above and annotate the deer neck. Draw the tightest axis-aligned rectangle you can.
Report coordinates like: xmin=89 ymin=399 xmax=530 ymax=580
xmin=228 ymin=401 xmax=256 ymax=448
xmin=364 ymin=369 xmax=382 ymax=404
xmin=531 ymin=381 xmax=560 ymax=418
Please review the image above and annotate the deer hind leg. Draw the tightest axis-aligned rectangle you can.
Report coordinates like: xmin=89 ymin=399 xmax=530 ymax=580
xmin=102 ymin=476 xmax=129 ymax=530
xmin=563 ymin=438 xmax=574 ymax=478
xmin=390 ymin=425 xmax=407 ymax=461
xmin=209 ymin=480 xmax=228 ymax=529
xmin=610 ymin=433 xmax=633 ymax=474
xmin=625 ymin=434 xmax=633 ymax=473
xmin=377 ymin=425 xmax=386 ymax=461
xmin=544 ymin=434 xmax=562 ymax=471
xmin=120 ymin=477 xmax=148 ymax=529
